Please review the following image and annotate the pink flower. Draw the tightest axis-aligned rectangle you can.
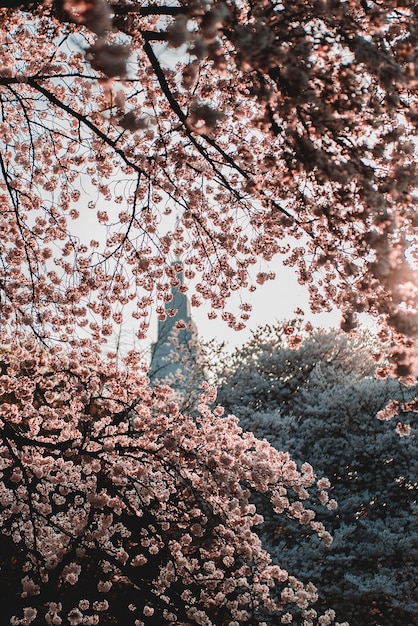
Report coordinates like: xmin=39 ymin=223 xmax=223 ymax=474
xmin=396 ymin=422 xmax=411 ymax=437
xmin=143 ymin=606 xmax=154 ymax=617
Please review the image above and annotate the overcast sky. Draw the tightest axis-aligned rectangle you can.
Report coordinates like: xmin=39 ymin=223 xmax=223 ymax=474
xmin=190 ymin=262 xmax=343 ymax=350
xmin=115 ymin=258 xmax=345 ymax=361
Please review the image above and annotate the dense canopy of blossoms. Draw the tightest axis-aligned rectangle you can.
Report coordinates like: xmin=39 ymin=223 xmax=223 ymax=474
xmin=0 ymin=338 xmax=346 ymax=625
xmin=0 ymin=1 xmax=418 ymax=370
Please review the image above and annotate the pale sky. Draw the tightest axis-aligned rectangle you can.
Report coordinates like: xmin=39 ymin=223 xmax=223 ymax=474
xmin=190 ymin=263 xmax=343 ymax=350
xmin=116 ymin=258 xmax=345 ymax=361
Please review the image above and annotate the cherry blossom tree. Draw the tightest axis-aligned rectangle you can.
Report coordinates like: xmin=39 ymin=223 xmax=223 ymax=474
xmin=0 ymin=1 xmax=418 ymax=370
xmin=216 ymin=324 xmax=418 ymax=626
xmin=0 ymin=336 xmax=349 ymax=625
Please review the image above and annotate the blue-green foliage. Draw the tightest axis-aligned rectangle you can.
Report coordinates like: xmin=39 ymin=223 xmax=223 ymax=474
xmin=217 ymin=326 xmax=418 ymax=626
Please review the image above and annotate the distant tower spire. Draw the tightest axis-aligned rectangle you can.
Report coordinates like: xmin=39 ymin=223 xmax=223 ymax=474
xmin=149 ymin=258 xmax=200 ymax=393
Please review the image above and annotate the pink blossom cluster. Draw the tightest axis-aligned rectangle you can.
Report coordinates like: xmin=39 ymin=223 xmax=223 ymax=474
xmin=0 ymin=339 xmax=345 ymax=624
xmin=0 ymin=0 xmax=418 ymax=375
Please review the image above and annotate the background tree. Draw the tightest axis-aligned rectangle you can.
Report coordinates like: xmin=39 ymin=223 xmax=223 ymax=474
xmin=216 ymin=324 xmax=418 ymax=626
xmin=216 ymin=323 xmax=379 ymax=416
